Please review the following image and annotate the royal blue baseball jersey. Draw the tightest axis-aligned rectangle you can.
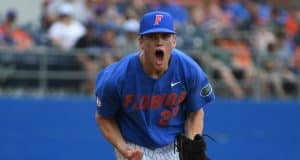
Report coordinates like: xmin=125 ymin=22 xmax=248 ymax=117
xmin=95 ymin=49 xmax=215 ymax=149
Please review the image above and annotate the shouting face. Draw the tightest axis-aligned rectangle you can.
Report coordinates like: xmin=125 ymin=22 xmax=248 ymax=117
xmin=138 ymin=33 xmax=176 ymax=78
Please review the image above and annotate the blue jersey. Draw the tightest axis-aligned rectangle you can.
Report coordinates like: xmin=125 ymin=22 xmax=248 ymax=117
xmin=95 ymin=49 xmax=215 ymax=149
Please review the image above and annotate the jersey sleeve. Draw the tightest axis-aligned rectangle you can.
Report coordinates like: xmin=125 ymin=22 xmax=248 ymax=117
xmin=185 ymin=65 xmax=215 ymax=112
xmin=95 ymin=70 xmax=121 ymax=118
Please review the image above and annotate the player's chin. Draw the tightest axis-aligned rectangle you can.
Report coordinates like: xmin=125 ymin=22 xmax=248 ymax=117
xmin=153 ymin=63 xmax=166 ymax=72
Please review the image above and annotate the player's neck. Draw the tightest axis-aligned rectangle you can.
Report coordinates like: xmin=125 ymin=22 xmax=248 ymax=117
xmin=139 ymin=52 xmax=168 ymax=79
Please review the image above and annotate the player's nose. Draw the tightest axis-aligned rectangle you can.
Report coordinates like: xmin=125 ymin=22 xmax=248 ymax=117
xmin=153 ymin=34 xmax=165 ymax=44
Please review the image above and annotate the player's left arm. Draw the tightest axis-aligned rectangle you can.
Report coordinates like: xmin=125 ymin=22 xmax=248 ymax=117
xmin=183 ymin=59 xmax=214 ymax=139
xmin=184 ymin=108 xmax=204 ymax=139
xmin=177 ymin=108 xmax=208 ymax=160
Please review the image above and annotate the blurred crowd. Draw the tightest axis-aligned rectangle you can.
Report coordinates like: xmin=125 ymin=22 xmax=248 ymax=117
xmin=0 ymin=0 xmax=299 ymax=98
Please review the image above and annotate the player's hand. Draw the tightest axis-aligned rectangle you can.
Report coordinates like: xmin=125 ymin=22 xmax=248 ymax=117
xmin=124 ymin=147 xmax=143 ymax=160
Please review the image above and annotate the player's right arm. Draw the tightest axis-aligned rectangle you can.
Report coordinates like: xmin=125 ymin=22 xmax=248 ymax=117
xmin=95 ymin=112 xmax=143 ymax=159
xmin=95 ymin=70 xmax=143 ymax=160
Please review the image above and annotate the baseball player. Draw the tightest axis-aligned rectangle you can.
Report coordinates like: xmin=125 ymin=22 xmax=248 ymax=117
xmin=95 ymin=11 xmax=215 ymax=160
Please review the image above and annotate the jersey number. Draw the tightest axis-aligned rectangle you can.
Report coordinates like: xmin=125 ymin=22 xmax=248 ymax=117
xmin=158 ymin=105 xmax=179 ymax=126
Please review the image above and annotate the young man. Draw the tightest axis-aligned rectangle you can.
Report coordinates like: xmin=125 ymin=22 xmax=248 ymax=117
xmin=95 ymin=11 xmax=215 ymax=160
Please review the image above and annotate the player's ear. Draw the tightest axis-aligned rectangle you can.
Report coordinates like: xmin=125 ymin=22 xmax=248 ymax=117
xmin=138 ymin=36 xmax=143 ymax=50
xmin=172 ymin=35 xmax=176 ymax=48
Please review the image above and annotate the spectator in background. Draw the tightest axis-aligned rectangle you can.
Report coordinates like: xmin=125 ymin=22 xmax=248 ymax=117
xmin=179 ymin=4 xmax=207 ymax=49
xmin=199 ymin=37 xmax=246 ymax=98
xmin=231 ymin=0 xmax=257 ymax=31
xmin=259 ymin=31 xmax=297 ymax=98
xmin=0 ymin=9 xmax=33 ymax=51
xmin=179 ymin=3 xmax=230 ymax=49
xmin=47 ymin=3 xmax=86 ymax=50
xmin=74 ymin=22 xmax=117 ymax=95
xmin=224 ymin=0 xmax=251 ymax=30
xmin=255 ymin=0 xmax=272 ymax=25
xmin=266 ymin=7 xmax=285 ymax=32
xmin=41 ymin=0 xmax=55 ymax=33
xmin=292 ymin=44 xmax=300 ymax=75
xmin=294 ymin=24 xmax=300 ymax=45
xmin=93 ymin=4 xmax=108 ymax=35
xmin=149 ymin=0 xmax=189 ymax=32
xmin=293 ymin=16 xmax=300 ymax=75
xmin=97 ymin=26 xmax=118 ymax=68
xmin=125 ymin=0 xmax=148 ymax=18
xmin=116 ymin=19 xmax=139 ymax=53
xmin=285 ymin=6 xmax=299 ymax=38
xmin=218 ymin=36 xmax=256 ymax=91
xmin=45 ymin=0 xmax=95 ymax=23
xmin=92 ymin=0 xmax=126 ymax=36
xmin=75 ymin=20 xmax=101 ymax=94
xmin=93 ymin=0 xmax=125 ymax=28
xmin=37 ymin=0 xmax=56 ymax=46
xmin=69 ymin=0 xmax=96 ymax=23
xmin=75 ymin=21 xmax=100 ymax=49
xmin=123 ymin=6 xmax=139 ymax=20
xmin=201 ymin=0 xmax=232 ymax=36
xmin=252 ymin=26 xmax=276 ymax=55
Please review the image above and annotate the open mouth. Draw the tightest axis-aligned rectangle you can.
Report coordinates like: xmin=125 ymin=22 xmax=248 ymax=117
xmin=155 ymin=50 xmax=164 ymax=58
xmin=154 ymin=50 xmax=164 ymax=65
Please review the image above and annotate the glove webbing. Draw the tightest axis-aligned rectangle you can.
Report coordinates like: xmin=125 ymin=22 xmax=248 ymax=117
xmin=174 ymin=134 xmax=215 ymax=160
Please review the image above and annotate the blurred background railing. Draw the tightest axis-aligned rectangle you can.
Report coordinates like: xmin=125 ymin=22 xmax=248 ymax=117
xmin=0 ymin=44 xmax=299 ymax=99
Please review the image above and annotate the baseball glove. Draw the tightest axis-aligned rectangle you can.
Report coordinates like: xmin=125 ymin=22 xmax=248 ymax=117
xmin=175 ymin=134 xmax=209 ymax=160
